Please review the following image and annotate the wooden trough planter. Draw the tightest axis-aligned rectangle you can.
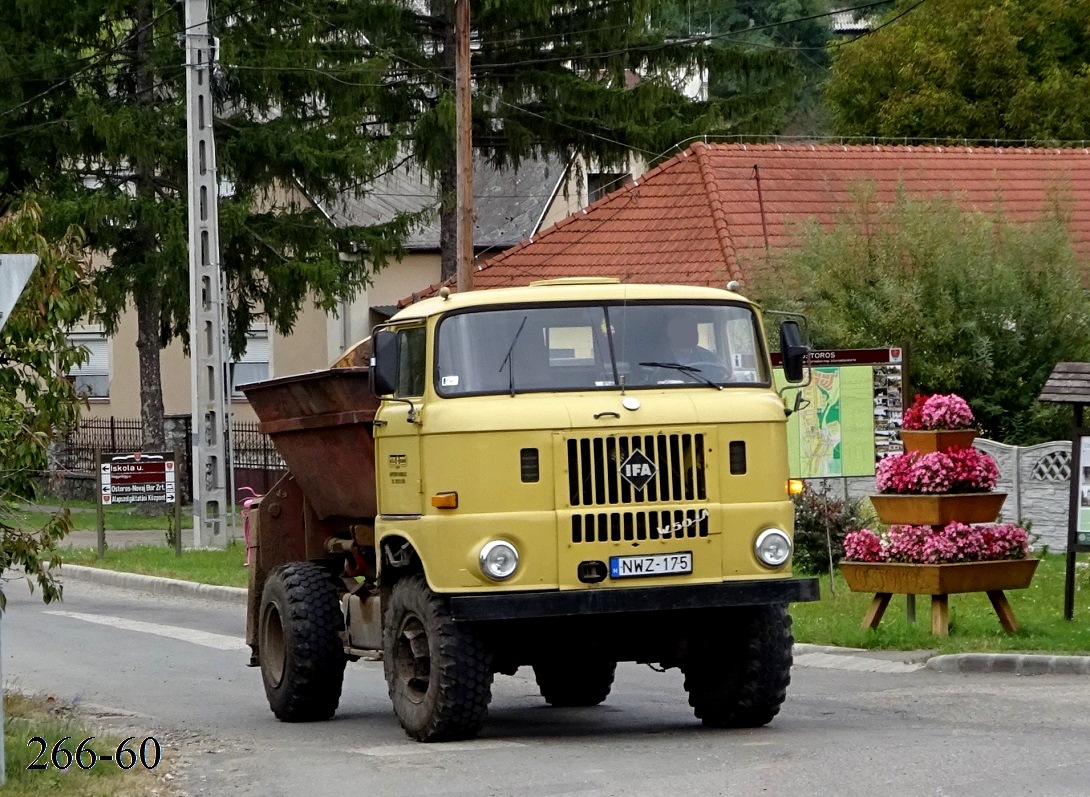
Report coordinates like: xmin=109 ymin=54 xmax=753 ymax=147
xmin=870 ymin=492 xmax=1007 ymax=525
xmin=840 ymin=559 xmax=1039 ymax=637
xmin=898 ymin=429 xmax=978 ymax=454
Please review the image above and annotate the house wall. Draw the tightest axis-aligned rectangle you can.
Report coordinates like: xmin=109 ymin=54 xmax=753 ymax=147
xmin=536 ymin=154 xmax=648 ymax=235
xmin=330 ymin=251 xmax=441 ymax=357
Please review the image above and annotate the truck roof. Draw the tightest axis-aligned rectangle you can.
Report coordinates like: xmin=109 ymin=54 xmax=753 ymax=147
xmin=389 ymin=279 xmax=753 ymax=322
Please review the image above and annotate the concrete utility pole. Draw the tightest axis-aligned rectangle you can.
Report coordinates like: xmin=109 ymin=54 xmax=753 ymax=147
xmin=455 ymin=0 xmax=474 ymax=292
xmin=184 ymin=0 xmax=229 ymax=548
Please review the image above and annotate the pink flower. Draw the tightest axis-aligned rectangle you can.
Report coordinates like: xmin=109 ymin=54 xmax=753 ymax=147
xmin=946 ymin=447 xmax=999 ymax=492
xmin=875 ymin=447 xmax=997 ymax=494
xmin=843 ymin=529 xmax=884 ymax=562
xmin=902 ymin=393 xmax=975 ymax=431
xmin=841 ymin=522 xmax=1030 ymax=564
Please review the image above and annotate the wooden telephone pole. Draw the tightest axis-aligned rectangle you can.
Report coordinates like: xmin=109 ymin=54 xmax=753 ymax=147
xmin=455 ymin=0 xmax=474 ymax=292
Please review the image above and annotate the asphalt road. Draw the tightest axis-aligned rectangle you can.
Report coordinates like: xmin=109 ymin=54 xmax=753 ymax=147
xmin=3 ymin=579 xmax=1089 ymax=797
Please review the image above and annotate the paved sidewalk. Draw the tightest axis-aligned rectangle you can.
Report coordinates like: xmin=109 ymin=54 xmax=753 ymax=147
xmin=52 ymin=565 xmax=1090 ymax=676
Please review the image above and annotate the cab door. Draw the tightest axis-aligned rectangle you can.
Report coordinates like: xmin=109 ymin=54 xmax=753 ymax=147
xmin=372 ymin=325 xmax=426 ymax=516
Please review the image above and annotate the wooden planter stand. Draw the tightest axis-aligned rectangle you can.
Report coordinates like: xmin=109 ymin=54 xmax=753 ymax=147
xmin=840 ymin=559 xmax=1039 ymax=636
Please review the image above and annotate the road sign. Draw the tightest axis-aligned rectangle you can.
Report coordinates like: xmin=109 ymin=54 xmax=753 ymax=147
xmin=0 ymin=253 xmax=39 ymax=334
xmin=99 ymin=451 xmax=176 ymax=505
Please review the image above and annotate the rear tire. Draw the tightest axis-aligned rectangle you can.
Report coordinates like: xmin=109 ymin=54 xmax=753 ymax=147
xmin=259 ymin=562 xmax=347 ymax=722
xmin=681 ymin=604 xmax=793 ymax=728
xmin=384 ymin=575 xmax=494 ymax=741
xmin=533 ymin=660 xmax=616 ymax=707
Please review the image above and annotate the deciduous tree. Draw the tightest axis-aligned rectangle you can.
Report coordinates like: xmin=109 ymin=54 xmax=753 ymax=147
xmin=754 ymin=188 xmax=1090 ymax=444
xmin=825 ymin=0 xmax=1090 ymax=141
xmin=0 ymin=202 xmax=95 ymax=610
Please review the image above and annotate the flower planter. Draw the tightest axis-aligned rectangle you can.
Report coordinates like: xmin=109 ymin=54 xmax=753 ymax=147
xmin=870 ymin=492 xmax=1007 ymax=525
xmin=840 ymin=559 xmax=1039 ymax=636
xmin=899 ymin=429 xmax=977 ymax=454
xmin=840 ymin=559 xmax=1039 ymax=595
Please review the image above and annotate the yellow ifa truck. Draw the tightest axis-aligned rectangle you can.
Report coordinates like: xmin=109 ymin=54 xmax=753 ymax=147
xmin=242 ymin=279 xmax=818 ymax=742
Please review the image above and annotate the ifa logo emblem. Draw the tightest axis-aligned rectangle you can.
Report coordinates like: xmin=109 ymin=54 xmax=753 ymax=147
xmin=618 ymin=449 xmax=657 ymax=490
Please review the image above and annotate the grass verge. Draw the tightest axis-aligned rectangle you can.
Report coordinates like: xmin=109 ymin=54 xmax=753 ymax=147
xmin=7 ymin=499 xmax=194 ymax=532
xmin=4 ymin=692 xmax=170 ymax=796
xmin=793 ymin=553 xmax=1090 ymax=654
xmin=62 ymin=543 xmax=248 ymax=588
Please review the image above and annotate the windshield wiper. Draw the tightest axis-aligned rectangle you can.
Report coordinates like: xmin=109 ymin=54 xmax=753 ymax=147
xmin=499 ymin=315 xmax=529 ymax=397
xmin=638 ymin=361 xmax=722 ymax=390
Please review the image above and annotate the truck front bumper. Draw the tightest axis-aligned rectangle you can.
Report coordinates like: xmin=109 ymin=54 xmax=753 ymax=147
xmin=448 ymin=577 xmax=819 ymax=622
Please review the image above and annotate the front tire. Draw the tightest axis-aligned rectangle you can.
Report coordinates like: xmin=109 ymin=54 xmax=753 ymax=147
xmin=681 ymin=604 xmax=794 ymax=728
xmin=259 ymin=561 xmax=347 ymax=722
xmin=533 ymin=660 xmax=616 ymax=707
xmin=383 ymin=574 xmax=494 ymax=741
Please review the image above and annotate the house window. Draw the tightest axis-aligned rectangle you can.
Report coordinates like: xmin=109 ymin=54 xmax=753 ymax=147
xmin=230 ymin=327 xmax=270 ymax=397
xmin=588 ymin=172 xmax=627 ymax=204
xmin=67 ymin=331 xmax=110 ymax=398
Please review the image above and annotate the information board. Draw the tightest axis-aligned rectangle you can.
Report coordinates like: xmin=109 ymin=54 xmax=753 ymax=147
xmin=773 ymin=348 xmax=905 ymax=479
xmin=1074 ymin=436 xmax=1090 ymax=551
xmin=99 ymin=451 xmax=176 ymax=505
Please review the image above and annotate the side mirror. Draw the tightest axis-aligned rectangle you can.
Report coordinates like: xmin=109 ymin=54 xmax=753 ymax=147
xmin=779 ymin=320 xmax=808 ymax=383
xmin=371 ymin=329 xmax=398 ymax=396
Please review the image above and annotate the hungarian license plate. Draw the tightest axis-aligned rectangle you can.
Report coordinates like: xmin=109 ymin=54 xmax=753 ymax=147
xmin=609 ymin=552 xmax=692 ymax=579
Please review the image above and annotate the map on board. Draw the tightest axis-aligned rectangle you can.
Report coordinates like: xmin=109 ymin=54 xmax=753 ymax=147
xmin=773 ymin=348 xmax=904 ymax=479
xmin=798 ymin=367 xmax=843 ymax=476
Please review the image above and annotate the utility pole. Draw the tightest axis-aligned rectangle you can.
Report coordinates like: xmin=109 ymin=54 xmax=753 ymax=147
xmin=184 ymin=0 xmax=229 ymax=548
xmin=455 ymin=0 xmax=474 ymax=292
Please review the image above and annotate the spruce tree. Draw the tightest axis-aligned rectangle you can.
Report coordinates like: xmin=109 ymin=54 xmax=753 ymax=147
xmin=0 ymin=0 xmax=417 ymax=446
xmin=0 ymin=0 xmax=791 ymax=442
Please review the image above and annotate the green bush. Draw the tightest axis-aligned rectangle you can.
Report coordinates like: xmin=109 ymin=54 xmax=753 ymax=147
xmin=792 ymin=484 xmax=868 ymax=575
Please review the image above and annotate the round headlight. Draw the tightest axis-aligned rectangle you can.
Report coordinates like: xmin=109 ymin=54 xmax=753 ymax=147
xmin=479 ymin=540 xmax=519 ymax=580
xmin=755 ymin=529 xmax=792 ymax=568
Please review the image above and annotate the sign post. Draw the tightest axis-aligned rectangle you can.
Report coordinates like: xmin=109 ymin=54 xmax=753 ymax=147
xmin=1038 ymin=362 xmax=1090 ymax=620
xmin=98 ymin=451 xmax=178 ymax=556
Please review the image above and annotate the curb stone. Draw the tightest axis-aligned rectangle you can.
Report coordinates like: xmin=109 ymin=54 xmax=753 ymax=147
xmin=927 ymin=653 xmax=1090 ymax=675
xmin=54 ymin=567 xmax=1090 ymax=674
xmin=60 ymin=564 xmax=247 ymax=605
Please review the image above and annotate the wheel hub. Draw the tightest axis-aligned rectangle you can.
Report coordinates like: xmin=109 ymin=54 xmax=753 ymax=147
xmin=394 ymin=615 xmax=431 ymax=703
xmin=261 ymin=603 xmax=286 ymax=687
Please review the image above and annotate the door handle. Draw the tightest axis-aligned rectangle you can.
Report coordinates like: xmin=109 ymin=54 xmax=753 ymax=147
xmin=594 ymin=411 xmax=621 ymax=420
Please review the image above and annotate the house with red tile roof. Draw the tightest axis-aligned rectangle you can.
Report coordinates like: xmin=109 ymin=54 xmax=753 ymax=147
xmin=400 ymin=141 xmax=1090 ymax=306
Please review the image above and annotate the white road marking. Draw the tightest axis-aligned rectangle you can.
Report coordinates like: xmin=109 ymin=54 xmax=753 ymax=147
xmin=351 ymin=741 xmax=526 ymax=757
xmin=44 ymin=610 xmax=248 ymax=652
xmin=794 ymin=651 xmax=925 ymax=674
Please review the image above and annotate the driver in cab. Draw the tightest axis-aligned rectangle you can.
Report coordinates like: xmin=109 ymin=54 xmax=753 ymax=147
xmin=666 ymin=315 xmax=715 ymax=365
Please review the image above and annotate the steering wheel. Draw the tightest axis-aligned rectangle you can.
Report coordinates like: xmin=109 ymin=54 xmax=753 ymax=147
xmin=686 ymin=361 xmax=733 ymax=382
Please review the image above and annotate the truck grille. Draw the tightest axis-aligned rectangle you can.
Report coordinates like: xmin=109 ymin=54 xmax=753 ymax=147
xmin=571 ymin=508 xmax=710 ymax=543
xmin=567 ymin=433 xmax=707 ymax=507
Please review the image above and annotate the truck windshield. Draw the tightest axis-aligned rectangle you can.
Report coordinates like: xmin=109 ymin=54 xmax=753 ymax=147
xmin=435 ymin=302 xmax=769 ymax=396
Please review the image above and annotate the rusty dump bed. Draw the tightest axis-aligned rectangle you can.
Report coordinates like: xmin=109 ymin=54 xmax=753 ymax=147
xmin=240 ymin=367 xmax=379 ymax=520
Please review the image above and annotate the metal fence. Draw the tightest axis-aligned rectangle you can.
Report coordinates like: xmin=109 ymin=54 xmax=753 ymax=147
xmin=54 ymin=417 xmax=144 ymax=473
xmin=54 ymin=416 xmax=287 ymax=499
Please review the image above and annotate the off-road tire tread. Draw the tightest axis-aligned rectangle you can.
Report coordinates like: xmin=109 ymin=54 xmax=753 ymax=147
xmin=682 ymin=604 xmax=793 ymax=728
xmin=260 ymin=561 xmax=346 ymax=722
xmin=384 ymin=575 xmax=494 ymax=742
xmin=533 ymin=661 xmax=617 ymax=707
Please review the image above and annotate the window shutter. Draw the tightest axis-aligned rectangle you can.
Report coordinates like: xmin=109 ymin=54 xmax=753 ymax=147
xmin=69 ymin=334 xmax=109 ymax=375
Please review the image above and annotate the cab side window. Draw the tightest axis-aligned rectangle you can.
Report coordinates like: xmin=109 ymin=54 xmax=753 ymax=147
xmin=396 ymin=327 xmax=426 ymax=397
